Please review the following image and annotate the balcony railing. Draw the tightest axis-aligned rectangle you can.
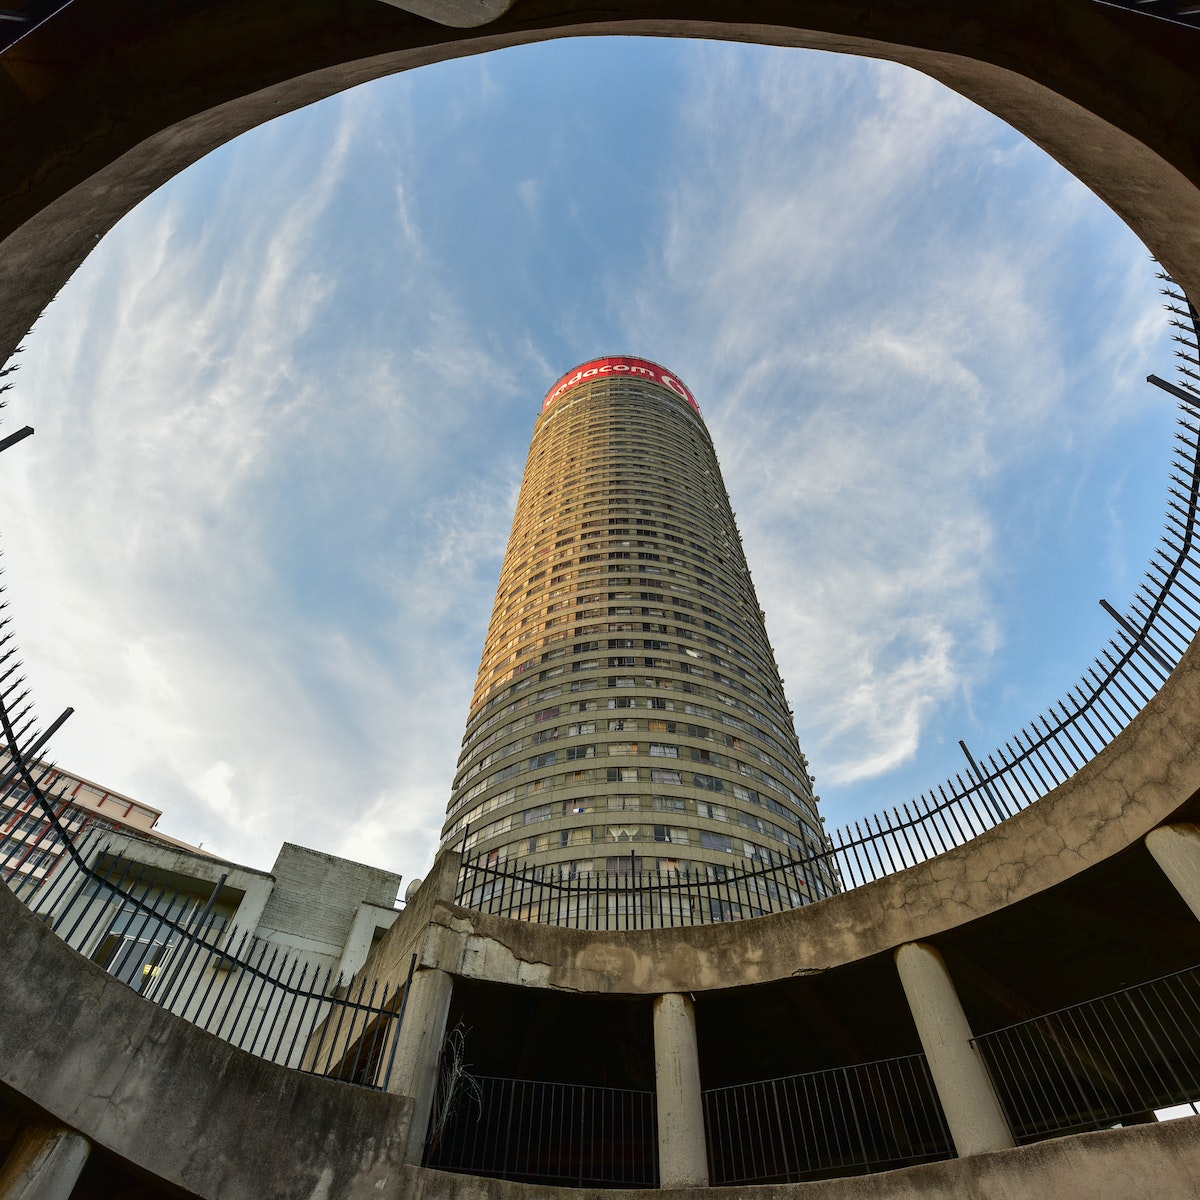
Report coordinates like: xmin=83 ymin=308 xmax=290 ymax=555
xmin=703 ymin=1054 xmax=953 ymax=1185
xmin=425 ymin=1066 xmax=658 ymax=1188
xmin=973 ymin=962 xmax=1200 ymax=1141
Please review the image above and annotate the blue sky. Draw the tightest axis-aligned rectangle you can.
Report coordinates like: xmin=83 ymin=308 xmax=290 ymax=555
xmin=0 ymin=37 xmax=1177 ymax=886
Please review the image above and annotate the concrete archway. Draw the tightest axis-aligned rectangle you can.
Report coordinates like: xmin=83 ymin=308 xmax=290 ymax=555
xmin=3 ymin=12 xmax=1200 ymax=1194
xmin=1 ymin=0 xmax=1198 ymax=368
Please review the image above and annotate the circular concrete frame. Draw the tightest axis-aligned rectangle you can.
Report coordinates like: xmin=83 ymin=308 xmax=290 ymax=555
xmin=1 ymin=0 xmax=1198 ymax=979
xmin=0 ymin=0 xmax=1198 ymax=372
xmin=3 ymin=11 xmax=1200 ymax=1196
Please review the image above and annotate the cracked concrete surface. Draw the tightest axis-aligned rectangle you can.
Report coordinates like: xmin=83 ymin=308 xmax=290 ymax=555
xmin=0 ymin=881 xmax=414 ymax=1200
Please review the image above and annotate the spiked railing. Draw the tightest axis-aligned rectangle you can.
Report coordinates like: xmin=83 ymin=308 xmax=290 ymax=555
xmin=39 ymin=830 xmax=410 ymax=1082
xmin=0 ymin=801 xmax=414 ymax=1087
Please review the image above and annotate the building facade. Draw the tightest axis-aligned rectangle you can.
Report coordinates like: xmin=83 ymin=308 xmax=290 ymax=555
xmin=27 ymin=832 xmax=403 ymax=1069
xmin=442 ymin=357 xmax=833 ymax=897
xmin=0 ymin=755 xmax=199 ymax=893
xmin=1 ymin=751 xmax=404 ymax=1077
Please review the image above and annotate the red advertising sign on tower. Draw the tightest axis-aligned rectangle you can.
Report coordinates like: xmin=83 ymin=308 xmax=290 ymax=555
xmin=542 ymin=357 xmax=701 ymax=415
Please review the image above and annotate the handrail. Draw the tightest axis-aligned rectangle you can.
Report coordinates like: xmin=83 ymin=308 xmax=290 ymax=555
xmin=972 ymin=961 xmax=1200 ymax=1140
xmin=703 ymin=1053 xmax=952 ymax=1184
xmin=425 ymin=1067 xmax=659 ymax=1187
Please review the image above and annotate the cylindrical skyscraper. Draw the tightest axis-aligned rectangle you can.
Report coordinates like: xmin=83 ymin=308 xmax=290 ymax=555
xmin=443 ymin=356 xmax=834 ymax=908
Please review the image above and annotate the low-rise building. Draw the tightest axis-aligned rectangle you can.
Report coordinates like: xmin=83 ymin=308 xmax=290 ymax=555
xmin=0 ymin=756 xmax=201 ymax=892
xmin=3 ymin=756 xmax=404 ymax=1071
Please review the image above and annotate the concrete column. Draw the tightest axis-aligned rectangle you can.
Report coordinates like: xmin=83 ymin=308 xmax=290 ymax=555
xmin=1146 ymin=824 xmax=1200 ymax=922
xmin=894 ymin=941 xmax=1014 ymax=1157
xmin=386 ymin=966 xmax=454 ymax=1165
xmin=222 ymin=875 xmax=274 ymax=950
xmin=335 ymin=902 xmax=398 ymax=984
xmin=0 ymin=1126 xmax=91 ymax=1200
xmin=653 ymin=992 xmax=708 ymax=1188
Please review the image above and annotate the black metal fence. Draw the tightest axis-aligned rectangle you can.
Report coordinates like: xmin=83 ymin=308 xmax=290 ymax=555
xmin=456 ymin=854 xmax=821 ymax=930
xmin=973 ymin=963 xmax=1200 ymax=1141
xmin=425 ymin=1070 xmax=658 ymax=1188
xmin=1 ymin=814 xmax=412 ymax=1088
xmin=0 ymin=655 xmax=413 ymax=1090
xmin=702 ymin=1054 xmax=953 ymax=1185
xmin=455 ymin=458 xmax=1200 ymax=922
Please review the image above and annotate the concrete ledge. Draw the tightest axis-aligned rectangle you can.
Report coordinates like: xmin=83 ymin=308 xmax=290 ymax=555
xmin=408 ymin=1117 xmax=1200 ymax=1199
xmin=377 ymin=0 xmax=517 ymax=29
xmin=398 ymin=638 xmax=1200 ymax=996
xmin=0 ymin=881 xmax=413 ymax=1200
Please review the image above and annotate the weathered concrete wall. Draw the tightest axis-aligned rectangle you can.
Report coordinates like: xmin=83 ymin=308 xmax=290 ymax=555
xmin=5 ymin=845 xmax=1200 ymax=1200
xmin=404 ymin=1118 xmax=1200 ymax=1199
xmin=359 ymin=850 xmax=462 ymax=994
xmin=0 ymin=879 xmax=413 ymax=1200
xmin=303 ymin=850 xmax=459 ymax=1072
xmin=257 ymin=842 xmax=401 ymax=955
xmin=391 ymin=640 xmax=1200 ymax=996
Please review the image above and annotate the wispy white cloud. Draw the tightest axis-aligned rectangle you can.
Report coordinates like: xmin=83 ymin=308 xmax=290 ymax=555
xmin=517 ymin=179 xmax=541 ymax=216
xmin=611 ymin=45 xmax=1172 ymax=813
xmin=0 ymin=37 xmax=1176 ymax=881
xmin=0 ymin=83 xmax=522 ymax=878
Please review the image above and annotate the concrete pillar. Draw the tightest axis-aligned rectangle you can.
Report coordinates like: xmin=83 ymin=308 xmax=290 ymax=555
xmin=386 ymin=966 xmax=454 ymax=1165
xmin=894 ymin=941 xmax=1014 ymax=1157
xmin=1146 ymin=824 xmax=1200 ymax=922
xmin=0 ymin=1126 xmax=91 ymax=1200
xmin=653 ymin=992 xmax=708 ymax=1187
xmin=222 ymin=876 xmax=274 ymax=950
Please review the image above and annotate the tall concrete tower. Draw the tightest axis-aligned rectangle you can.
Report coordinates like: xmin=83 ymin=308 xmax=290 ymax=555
xmin=442 ymin=356 xmax=832 ymax=900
